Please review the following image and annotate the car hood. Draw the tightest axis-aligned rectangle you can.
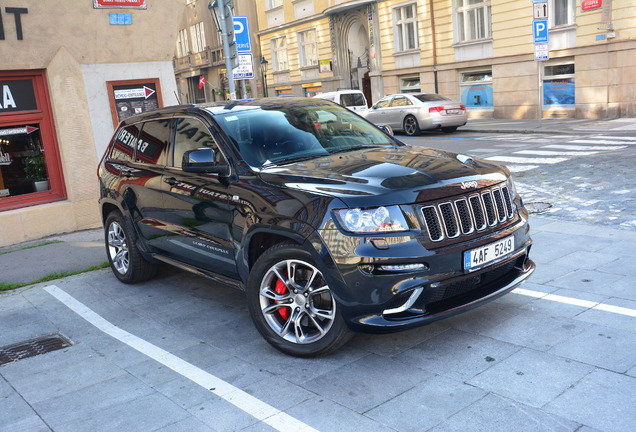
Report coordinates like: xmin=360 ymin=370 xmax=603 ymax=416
xmin=258 ymin=146 xmax=510 ymax=207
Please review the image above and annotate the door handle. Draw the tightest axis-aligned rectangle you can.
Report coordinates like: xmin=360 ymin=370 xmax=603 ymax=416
xmin=164 ymin=177 xmax=178 ymax=186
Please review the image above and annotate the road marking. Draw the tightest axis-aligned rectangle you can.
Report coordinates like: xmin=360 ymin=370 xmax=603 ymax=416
xmin=592 ymin=135 xmax=636 ymax=141
xmin=486 ymin=156 xmax=569 ymax=164
xmin=515 ymin=150 xmax=599 ymax=156
xmin=570 ymin=139 xmax=636 ymax=145
xmin=43 ymin=285 xmax=319 ymax=432
xmin=543 ymin=144 xmax=626 ymax=151
xmin=513 ymin=287 xmax=636 ymax=317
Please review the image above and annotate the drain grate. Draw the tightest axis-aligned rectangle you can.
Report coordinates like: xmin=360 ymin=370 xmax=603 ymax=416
xmin=0 ymin=334 xmax=73 ymax=366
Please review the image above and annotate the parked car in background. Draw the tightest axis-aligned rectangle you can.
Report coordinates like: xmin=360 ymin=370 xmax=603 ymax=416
xmin=313 ymin=90 xmax=368 ymax=113
xmin=98 ymin=97 xmax=534 ymax=357
xmin=362 ymin=93 xmax=467 ymax=136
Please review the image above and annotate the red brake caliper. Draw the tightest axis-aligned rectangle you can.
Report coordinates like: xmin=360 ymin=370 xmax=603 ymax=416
xmin=274 ymin=277 xmax=290 ymax=321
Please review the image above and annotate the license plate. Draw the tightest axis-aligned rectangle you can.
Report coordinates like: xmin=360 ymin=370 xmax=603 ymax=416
xmin=446 ymin=109 xmax=460 ymax=114
xmin=464 ymin=236 xmax=514 ymax=270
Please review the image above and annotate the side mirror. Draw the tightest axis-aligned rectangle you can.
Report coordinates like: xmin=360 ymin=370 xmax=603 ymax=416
xmin=378 ymin=125 xmax=394 ymax=136
xmin=182 ymin=148 xmax=228 ymax=174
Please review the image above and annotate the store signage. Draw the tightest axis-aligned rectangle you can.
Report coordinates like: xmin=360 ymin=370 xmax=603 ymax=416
xmin=114 ymin=86 xmax=156 ymax=100
xmin=0 ymin=7 xmax=28 ymax=40
xmin=0 ymin=125 xmax=38 ymax=136
xmin=93 ymin=0 xmax=146 ymax=9
xmin=581 ymin=0 xmax=602 ymax=11
xmin=0 ymin=79 xmax=36 ymax=113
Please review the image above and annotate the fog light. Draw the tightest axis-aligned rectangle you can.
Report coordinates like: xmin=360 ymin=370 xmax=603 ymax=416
xmin=377 ymin=263 xmax=428 ymax=272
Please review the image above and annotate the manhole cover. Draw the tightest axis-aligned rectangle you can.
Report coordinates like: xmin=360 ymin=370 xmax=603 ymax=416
xmin=525 ymin=201 xmax=552 ymax=214
xmin=0 ymin=334 xmax=72 ymax=366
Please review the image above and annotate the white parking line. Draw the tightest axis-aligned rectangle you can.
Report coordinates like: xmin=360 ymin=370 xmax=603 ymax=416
xmin=543 ymin=144 xmax=626 ymax=151
xmin=486 ymin=156 xmax=569 ymax=164
xmin=513 ymin=287 xmax=636 ymax=317
xmin=43 ymin=285 xmax=319 ymax=432
xmin=515 ymin=150 xmax=599 ymax=156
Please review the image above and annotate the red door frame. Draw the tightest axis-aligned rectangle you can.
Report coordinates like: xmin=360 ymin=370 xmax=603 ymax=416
xmin=0 ymin=70 xmax=66 ymax=211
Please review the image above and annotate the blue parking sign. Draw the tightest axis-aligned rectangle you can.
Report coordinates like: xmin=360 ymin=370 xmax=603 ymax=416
xmin=233 ymin=16 xmax=251 ymax=53
xmin=533 ymin=19 xmax=549 ymax=44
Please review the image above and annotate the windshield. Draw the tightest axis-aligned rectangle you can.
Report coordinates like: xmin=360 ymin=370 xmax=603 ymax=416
xmin=212 ymin=102 xmax=395 ymax=168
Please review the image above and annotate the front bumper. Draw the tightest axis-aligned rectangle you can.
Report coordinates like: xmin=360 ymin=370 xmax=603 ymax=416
xmin=318 ymin=216 xmax=534 ymax=333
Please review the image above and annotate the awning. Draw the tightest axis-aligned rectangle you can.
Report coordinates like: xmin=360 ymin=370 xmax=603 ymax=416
xmin=323 ymin=0 xmax=375 ymax=16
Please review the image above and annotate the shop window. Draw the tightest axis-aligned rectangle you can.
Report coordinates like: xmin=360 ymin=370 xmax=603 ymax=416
xmin=0 ymin=71 xmax=65 ymax=211
xmin=543 ymin=62 xmax=575 ymax=106
xmin=460 ymin=70 xmax=493 ymax=108
xmin=276 ymin=88 xmax=292 ymax=97
xmin=400 ymin=77 xmax=420 ymax=93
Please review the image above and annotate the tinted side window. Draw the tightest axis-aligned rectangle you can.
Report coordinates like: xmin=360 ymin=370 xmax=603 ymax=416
xmin=375 ymin=97 xmax=392 ymax=109
xmin=136 ymin=119 xmax=171 ymax=165
xmin=173 ymin=117 xmax=222 ymax=168
xmin=340 ymin=93 xmax=365 ymax=107
xmin=391 ymin=96 xmax=412 ymax=107
xmin=109 ymin=124 xmax=141 ymax=161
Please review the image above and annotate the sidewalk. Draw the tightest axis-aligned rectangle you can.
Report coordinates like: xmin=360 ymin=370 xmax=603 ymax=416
xmin=461 ymin=117 xmax=636 ymax=134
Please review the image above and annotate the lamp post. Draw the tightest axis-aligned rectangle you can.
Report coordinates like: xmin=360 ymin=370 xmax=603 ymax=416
xmin=260 ymin=56 xmax=269 ymax=97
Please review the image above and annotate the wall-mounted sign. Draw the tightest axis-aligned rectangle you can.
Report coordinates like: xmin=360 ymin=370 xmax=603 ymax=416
xmin=106 ymin=79 xmax=162 ymax=127
xmin=319 ymin=60 xmax=332 ymax=73
xmin=0 ymin=80 xmax=37 ymax=113
xmin=581 ymin=0 xmax=602 ymax=11
xmin=94 ymin=0 xmax=146 ymax=9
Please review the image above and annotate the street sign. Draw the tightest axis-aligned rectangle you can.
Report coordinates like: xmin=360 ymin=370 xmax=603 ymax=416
xmin=233 ymin=54 xmax=254 ymax=79
xmin=233 ymin=16 xmax=251 ymax=53
xmin=533 ymin=2 xmax=548 ymax=19
xmin=581 ymin=0 xmax=602 ymax=11
xmin=534 ymin=43 xmax=549 ymax=61
xmin=533 ymin=19 xmax=549 ymax=44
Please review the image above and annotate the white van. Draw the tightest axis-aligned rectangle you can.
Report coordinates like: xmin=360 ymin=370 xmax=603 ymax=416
xmin=313 ymin=90 xmax=368 ymax=113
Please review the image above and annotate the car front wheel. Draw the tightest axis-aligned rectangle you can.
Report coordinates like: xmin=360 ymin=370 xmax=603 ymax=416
xmin=247 ymin=242 xmax=352 ymax=357
xmin=105 ymin=210 xmax=157 ymax=284
xmin=403 ymin=115 xmax=420 ymax=136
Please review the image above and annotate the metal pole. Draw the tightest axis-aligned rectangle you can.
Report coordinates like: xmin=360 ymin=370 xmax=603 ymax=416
xmin=538 ymin=61 xmax=543 ymax=125
xmin=216 ymin=1 xmax=236 ymax=100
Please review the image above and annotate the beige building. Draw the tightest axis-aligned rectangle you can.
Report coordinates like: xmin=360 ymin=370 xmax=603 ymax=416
xmin=256 ymin=0 xmax=635 ymax=119
xmin=0 ymin=0 xmax=183 ymax=247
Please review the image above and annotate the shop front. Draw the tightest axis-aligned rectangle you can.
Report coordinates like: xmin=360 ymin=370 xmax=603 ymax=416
xmin=0 ymin=70 xmax=65 ymax=211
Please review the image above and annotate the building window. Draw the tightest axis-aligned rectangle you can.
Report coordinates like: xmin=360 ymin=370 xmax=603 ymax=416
xmin=460 ymin=70 xmax=493 ymax=108
xmin=393 ymin=3 xmax=418 ymax=52
xmin=266 ymin=0 xmax=282 ymax=10
xmin=400 ymin=76 xmax=420 ymax=93
xmin=271 ymin=37 xmax=288 ymax=72
xmin=190 ymin=22 xmax=206 ymax=53
xmin=543 ymin=62 xmax=575 ymax=106
xmin=176 ymin=29 xmax=189 ymax=57
xmin=456 ymin=0 xmax=491 ymax=43
xmin=276 ymin=87 xmax=292 ymax=97
xmin=0 ymin=71 xmax=65 ymax=211
xmin=550 ymin=0 xmax=574 ymax=27
xmin=304 ymin=86 xmax=322 ymax=97
xmin=298 ymin=29 xmax=318 ymax=68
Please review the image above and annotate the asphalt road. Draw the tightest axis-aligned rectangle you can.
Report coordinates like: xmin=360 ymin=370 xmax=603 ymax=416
xmin=1 ymin=128 xmax=635 ymax=432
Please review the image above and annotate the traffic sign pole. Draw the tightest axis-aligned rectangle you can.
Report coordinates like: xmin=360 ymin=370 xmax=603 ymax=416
xmin=532 ymin=1 xmax=549 ymax=123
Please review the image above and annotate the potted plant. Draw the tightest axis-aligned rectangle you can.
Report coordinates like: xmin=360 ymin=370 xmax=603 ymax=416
xmin=24 ymin=154 xmax=49 ymax=192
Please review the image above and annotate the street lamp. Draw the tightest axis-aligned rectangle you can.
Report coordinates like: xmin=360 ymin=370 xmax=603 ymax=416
xmin=260 ymin=56 xmax=269 ymax=97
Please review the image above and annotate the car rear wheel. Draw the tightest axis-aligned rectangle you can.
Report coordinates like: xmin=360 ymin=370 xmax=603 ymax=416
xmin=403 ymin=115 xmax=420 ymax=136
xmin=247 ymin=242 xmax=352 ymax=357
xmin=105 ymin=211 xmax=157 ymax=284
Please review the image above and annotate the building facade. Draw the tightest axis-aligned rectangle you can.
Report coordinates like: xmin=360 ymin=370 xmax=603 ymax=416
xmin=256 ymin=0 xmax=635 ymax=119
xmin=173 ymin=0 xmax=262 ymax=103
xmin=0 ymin=0 xmax=183 ymax=247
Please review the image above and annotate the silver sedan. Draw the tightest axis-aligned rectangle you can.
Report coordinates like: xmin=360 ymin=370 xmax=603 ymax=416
xmin=362 ymin=93 xmax=467 ymax=135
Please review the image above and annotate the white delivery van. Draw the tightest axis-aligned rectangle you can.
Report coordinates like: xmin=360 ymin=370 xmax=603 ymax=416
xmin=313 ymin=90 xmax=368 ymax=113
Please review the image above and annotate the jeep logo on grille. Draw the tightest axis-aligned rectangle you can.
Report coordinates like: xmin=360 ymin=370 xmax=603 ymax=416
xmin=460 ymin=181 xmax=479 ymax=189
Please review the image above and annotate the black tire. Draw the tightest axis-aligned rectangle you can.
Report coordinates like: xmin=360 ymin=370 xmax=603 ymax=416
xmin=442 ymin=126 xmax=458 ymax=133
xmin=246 ymin=242 xmax=352 ymax=357
xmin=104 ymin=210 xmax=157 ymax=284
xmin=403 ymin=115 xmax=420 ymax=136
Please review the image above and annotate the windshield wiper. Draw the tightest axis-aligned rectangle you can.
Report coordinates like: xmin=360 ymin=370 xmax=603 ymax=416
xmin=261 ymin=154 xmax=323 ymax=169
xmin=329 ymin=145 xmax=386 ymax=155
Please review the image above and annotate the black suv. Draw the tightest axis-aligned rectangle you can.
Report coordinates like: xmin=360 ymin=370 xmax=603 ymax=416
xmin=98 ymin=98 xmax=535 ymax=357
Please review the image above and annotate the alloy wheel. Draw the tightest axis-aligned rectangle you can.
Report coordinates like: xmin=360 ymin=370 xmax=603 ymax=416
xmin=107 ymin=221 xmax=129 ymax=275
xmin=258 ymin=259 xmax=336 ymax=344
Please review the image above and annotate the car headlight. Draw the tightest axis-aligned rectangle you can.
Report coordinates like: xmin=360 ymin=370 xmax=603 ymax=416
xmin=334 ymin=205 xmax=409 ymax=233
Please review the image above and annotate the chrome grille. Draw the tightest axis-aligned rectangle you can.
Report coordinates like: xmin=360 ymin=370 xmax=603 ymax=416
xmin=421 ymin=185 xmax=515 ymax=242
